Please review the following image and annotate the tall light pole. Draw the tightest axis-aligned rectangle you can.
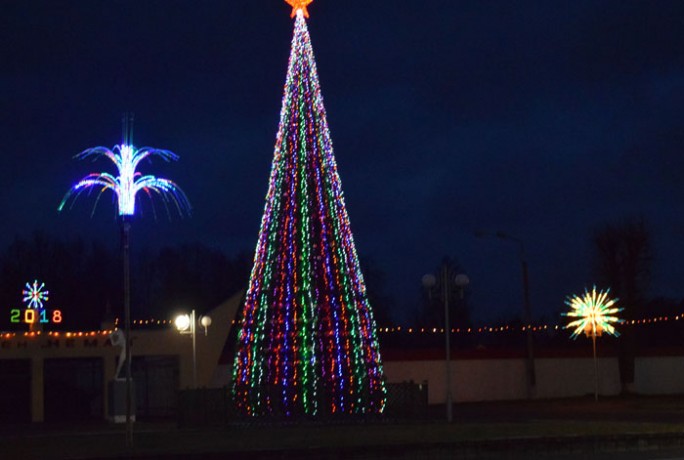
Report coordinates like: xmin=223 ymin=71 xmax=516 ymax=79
xmin=122 ymin=216 xmax=132 ymax=446
xmin=175 ymin=310 xmax=212 ymax=388
xmin=59 ymin=114 xmax=190 ymax=446
xmin=476 ymin=230 xmax=536 ymax=398
xmin=564 ymin=287 xmax=622 ymax=401
xmin=422 ymin=263 xmax=469 ymax=423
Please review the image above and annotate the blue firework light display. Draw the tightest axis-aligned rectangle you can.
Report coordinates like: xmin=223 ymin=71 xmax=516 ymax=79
xmin=59 ymin=116 xmax=190 ymax=219
xmin=232 ymin=0 xmax=386 ymax=417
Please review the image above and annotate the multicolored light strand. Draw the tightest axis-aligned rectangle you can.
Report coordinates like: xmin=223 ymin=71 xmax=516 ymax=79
xmin=563 ymin=286 xmax=622 ymax=339
xmin=232 ymin=5 xmax=386 ymax=417
xmin=59 ymin=144 xmax=190 ymax=218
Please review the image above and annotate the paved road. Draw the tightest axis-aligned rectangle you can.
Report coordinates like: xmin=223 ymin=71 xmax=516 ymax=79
xmin=86 ymin=450 xmax=684 ymax=460
xmin=515 ymin=452 xmax=684 ymax=460
xmin=5 ymin=395 xmax=684 ymax=459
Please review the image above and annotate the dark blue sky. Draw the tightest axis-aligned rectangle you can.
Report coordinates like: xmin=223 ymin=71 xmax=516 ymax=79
xmin=2 ymin=1 xmax=683 ymax=324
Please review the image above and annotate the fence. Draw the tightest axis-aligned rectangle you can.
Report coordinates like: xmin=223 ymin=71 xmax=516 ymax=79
xmin=177 ymin=381 xmax=428 ymax=427
xmin=383 ymin=354 xmax=684 ymax=404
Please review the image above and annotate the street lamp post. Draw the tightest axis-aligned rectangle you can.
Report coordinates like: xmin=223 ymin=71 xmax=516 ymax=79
xmin=175 ymin=310 xmax=211 ymax=388
xmin=59 ymin=114 xmax=190 ymax=447
xmin=476 ymin=230 xmax=536 ymax=398
xmin=121 ymin=217 xmax=133 ymax=446
xmin=422 ymin=265 xmax=470 ymax=423
xmin=564 ymin=287 xmax=622 ymax=402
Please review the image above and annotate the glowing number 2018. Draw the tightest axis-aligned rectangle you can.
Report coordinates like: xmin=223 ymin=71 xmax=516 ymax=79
xmin=8 ymin=308 xmax=63 ymax=324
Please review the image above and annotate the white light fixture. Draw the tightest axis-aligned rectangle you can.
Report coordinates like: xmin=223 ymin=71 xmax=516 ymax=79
xmin=174 ymin=314 xmax=191 ymax=332
xmin=199 ymin=315 xmax=212 ymax=336
xmin=421 ymin=274 xmax=437 ymax=289
xmin=421 ymin=266 xmax=471 ymax=424
xmin=174 ymin=309 xmax=212 ymax=388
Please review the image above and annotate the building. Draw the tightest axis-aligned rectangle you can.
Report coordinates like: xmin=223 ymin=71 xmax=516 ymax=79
xmin=0 ymin=292 xmax=242 ymax=423
xmin=3 ymin=292 xmax=684 ymax=423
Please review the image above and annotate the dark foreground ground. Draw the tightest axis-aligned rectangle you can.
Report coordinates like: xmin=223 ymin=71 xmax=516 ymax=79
xmin=4 ymin=395 xmax=684 ymax=459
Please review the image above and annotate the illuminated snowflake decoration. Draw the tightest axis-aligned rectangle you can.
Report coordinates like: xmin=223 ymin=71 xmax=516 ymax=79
xmin=22 ymin=280 xmax=49 ymax=309
xmin=563 ymin=286 xmax=622 ymax=339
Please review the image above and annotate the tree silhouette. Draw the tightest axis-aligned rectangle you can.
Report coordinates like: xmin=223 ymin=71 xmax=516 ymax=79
xmin=593 ymin=217 xmax=652 ymax=393
xmin=0 ymin=234 xmax=249 ymax=330
xmin=136 ymin=244 xmax=250 ymax=318
xmin=0 ymin=233 xmax=119 ymax=330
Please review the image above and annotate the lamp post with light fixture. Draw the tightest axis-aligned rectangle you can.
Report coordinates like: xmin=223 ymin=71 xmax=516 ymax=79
xmin=174 ymin=310 xmax=212 ymax=388
xmin=59 ymin=114 xmax=190 ymax=446
xmin=475 ymin=230 xmax=536 ymax=398
xmin=422 ymin=263 xmax=470 ymax=423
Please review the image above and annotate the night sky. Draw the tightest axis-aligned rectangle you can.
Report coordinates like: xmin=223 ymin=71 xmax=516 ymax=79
xmin=3 ymin=1 xmax=683 ymax=324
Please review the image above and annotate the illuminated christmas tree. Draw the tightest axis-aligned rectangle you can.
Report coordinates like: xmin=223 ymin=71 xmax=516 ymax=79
xmin=232 ymin=1 xmax=386 ymax=417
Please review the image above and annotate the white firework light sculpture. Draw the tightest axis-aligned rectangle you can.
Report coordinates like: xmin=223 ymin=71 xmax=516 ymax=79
xmin=22 ymin=280 xmax=49 ymax=309
xmin=564 ymin=286 xmax=622 ymax=339
xmin=563 ymin=286 xmax=622 ymax=401
xmin=58 ymin=144 xmax=190 ymax=218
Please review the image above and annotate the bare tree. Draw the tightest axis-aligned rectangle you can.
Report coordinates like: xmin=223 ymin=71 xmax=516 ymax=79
xmin=593 ymin=217 xmax=652 ymax=393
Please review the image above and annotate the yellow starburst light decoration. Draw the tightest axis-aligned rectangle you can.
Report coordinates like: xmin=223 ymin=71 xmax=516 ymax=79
xmin=285 ymin=0 xmax=313 ymax=18
xmin=563 ymin=286 xmax=622 ymax=339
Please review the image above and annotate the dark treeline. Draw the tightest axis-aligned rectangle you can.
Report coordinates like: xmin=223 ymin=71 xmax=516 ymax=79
xmin=0 ymin=232 xmax=251 ymax=330
xmin=2 ymin=217 xmax=679 ymax=355
xmin=0 ymin=232 xmax=397 ymax=332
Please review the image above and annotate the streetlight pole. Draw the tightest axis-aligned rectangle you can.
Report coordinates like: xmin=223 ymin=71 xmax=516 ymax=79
xmin=59 ymin=112 xmax=189 ymax=445
xmin=423 ymin=265 xmax=469 ymax=423
xmin=175 ymin=310 xmax=211 ymax=389
xmin=441 ymin=265 xmax=452 ymax=423
xmin=121 ymin=114 xmax=134 ymax=448
xmin=122 ymin=216 xmax=133 ymax=448
xmin=592 ymin=328 xmax=599 ymax=401
xmin=477 ymin=230 xmax=536 ymax=398
xmin=191 ymin=309 xmax=197 ymax=388
xmin=516 ymin=240 xmax=536 ymax=398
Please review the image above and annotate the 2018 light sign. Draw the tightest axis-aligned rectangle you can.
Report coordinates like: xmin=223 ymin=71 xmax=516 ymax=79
xmin=11 ymin=280 xmax=62 ymax=325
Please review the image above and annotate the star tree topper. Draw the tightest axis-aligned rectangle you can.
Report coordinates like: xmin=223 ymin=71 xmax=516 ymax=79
xmin=285 ymin=0 xmax=313 ymax=18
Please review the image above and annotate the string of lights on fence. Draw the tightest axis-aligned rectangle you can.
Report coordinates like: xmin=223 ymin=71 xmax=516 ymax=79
xmin=2 ymin=313 xmax=679 ymax=340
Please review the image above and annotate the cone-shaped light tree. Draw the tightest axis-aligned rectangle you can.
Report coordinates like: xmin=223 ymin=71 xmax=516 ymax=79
xmin=232 ymin=1 xmax=386 ymax=417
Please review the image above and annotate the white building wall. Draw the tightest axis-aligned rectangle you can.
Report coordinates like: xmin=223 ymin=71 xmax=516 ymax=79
xmin=215 ymin=355 xmax=684 ymax=404
xmin=635 ymin=356 xmax=684 ymax=394
xmin=385 ymin=356 xmax=623 ymax=404
xmin=534 ymin=357 xmax=620 ymax=399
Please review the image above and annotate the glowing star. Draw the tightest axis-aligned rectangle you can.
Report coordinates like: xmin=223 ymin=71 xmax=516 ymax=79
xmin=563 ymin=286 xmax=622 ymax=339
xmin=59 ymin=144 xmax=190 ymax=218
xmin=285 ymin=0 xmax=313 ymax=18
xmin=22 ymin=280 xmax=49 ymax=309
